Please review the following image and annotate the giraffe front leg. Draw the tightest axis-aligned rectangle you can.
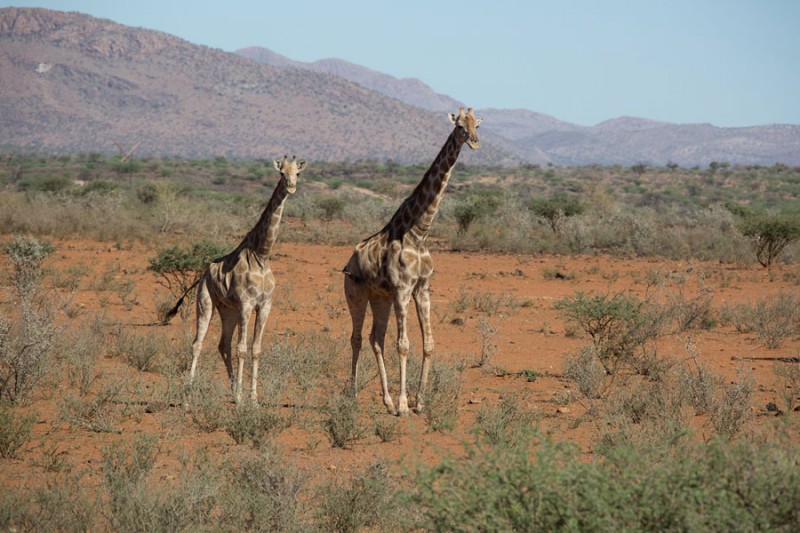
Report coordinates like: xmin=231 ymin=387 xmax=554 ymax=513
xmin=394 ymin=290 xmax=413 ymax=417
xmin=413 ymin=280 xmax=434 ymax=414
xmin=250 ymin=301 xmax=271 ymax=404
xmin=234 ymin=307 xmax=253 ymax=405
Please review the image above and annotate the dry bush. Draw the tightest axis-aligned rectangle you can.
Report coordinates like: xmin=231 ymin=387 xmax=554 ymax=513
xmin=0 ymin=235 xmax=59 ymax=405
xmin=676 ymin=347 xmax=718 ymax=416
xmin=115 ymin=329 xmax=162 ymax=372
xmin=598 ymin=379 xmax=689 ymax=451
xmin=323 ymin=387 xmax=366 ymax=449
xmin=421 ymin=358 xmax=464 ymax=432
xmin=0 ymin=405 xmax=37 ymax=459
xmin=220 ymin=449 xmax=306 ymax=532
xmin=773 ymin=362 xmax=800 ymax=413
xmin=373 ymin=416 xmax=402 ymax=443
xmin=563 ymin=345 xmax=610 ymax=401
xmin=720 ymin=292 xmax=800 ymax=348
xmin=59 ymin=377 xmax=127 ymax=433
xmin=61 ymin=325 xmax=104 ymax=396
xmin=225 ymin=402 xmax=286 ymax=449
xmin=474 ymin=391 xmax=537 ymax=447
xmin=475 ymin=317 xmax=498 ymax=369
xmin=186 ymin=371 xmax=229 ymax=433
xmin=0 ymin=475 xmax=96 ymax=532
xmin=710 ymin=368 xmax=754 ymax=439
xmin=315 ymin=461 xmax=400 ymax=533
xmin=264 ymin=331 xmax=342 ymax=422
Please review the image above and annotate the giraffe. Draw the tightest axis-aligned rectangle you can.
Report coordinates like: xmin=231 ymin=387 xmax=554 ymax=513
xmin=188 ymin=155 xmax=306 ymax=403
xmin=343 ymin=108 xmax=482 ymax=416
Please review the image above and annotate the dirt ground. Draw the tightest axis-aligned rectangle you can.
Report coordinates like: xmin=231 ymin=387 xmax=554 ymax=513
xmin=2 ymin=236 xmax=799 ymax=494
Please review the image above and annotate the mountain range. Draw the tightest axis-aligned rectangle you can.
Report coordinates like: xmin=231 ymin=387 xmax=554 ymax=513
xmin=2 ymin=7 xmax=798 ymax=167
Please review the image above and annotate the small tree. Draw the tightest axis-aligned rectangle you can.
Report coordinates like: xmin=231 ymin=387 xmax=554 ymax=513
xmin=148 ymin=242 xmax=228 ymax=315
xmin=453 ymin=190 xmax=503 ymax=234
xmin=528 ymin=196 xmax=584 ymax=233
xmin=737 ymin=212 xmax=800 ymax=269
xmin=313 ymin=197 xmax=346 ymax=222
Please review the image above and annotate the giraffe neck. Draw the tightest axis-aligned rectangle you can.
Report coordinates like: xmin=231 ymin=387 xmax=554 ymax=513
xmin=240 ymin=177 xmax=290 ymax=260
xmin=384 ymin=128 xmax=465 ymax=242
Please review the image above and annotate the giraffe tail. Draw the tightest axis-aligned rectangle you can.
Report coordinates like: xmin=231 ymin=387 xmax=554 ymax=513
xmin=162 ymin=295 xmax=186 ymax=324
xmin=161 ymin=276 xmax=203 ymax=324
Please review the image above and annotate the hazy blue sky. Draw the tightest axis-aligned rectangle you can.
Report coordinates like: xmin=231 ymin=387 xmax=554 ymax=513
xmin=5 ymin=1 xmax=799 ymax=127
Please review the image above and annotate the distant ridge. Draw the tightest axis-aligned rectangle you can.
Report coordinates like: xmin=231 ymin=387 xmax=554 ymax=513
xmin=239 ymin=45 xmax=800 ymax=167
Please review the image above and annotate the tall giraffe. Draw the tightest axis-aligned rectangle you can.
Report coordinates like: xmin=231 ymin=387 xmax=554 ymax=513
xmin=188 ymin=155 xmax=306 ymax=403
xmin=343 ymin=108 xmax=482 ymax=416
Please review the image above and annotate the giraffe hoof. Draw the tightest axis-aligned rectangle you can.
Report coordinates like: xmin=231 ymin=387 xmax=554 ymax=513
xmin=412 ymin=404 xmax=425 ymax=414
xmin=397 ymin=408 xmax=410 ymax=417
xmin=387 ymin=406 xmax=398 ymax=416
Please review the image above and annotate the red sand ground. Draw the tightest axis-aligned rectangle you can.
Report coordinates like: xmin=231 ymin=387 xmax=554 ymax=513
xmin=2 ymin=237 xmax=798 ymax=494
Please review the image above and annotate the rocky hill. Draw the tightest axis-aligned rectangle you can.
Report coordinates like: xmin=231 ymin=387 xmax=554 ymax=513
xmin=239 ymin=46 xmax=800 ymax=167
xmin=2 ymin=7 xmax=797 ymax=167
xmin=0 ymin=7 xmax=512 ymax=164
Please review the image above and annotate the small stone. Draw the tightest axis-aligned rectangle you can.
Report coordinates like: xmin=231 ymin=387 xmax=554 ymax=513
xmin=556 ymin=407 xmax=571 ymax=414
xmin=766 ymin=402 xmax=778 ymax=412
xmin=328 ymin=464 xmax=337 ymax=471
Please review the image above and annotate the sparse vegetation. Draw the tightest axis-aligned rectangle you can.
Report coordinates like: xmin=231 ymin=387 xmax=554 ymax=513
xmin=2 ymin=155 xmax=800 ymax=531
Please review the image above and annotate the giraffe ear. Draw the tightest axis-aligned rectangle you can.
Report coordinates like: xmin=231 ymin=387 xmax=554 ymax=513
xmin=297 ymin=160 xmax=307 ymax=172
xmin=475 ymin=117 xmax=483 ymax=127
xmin=448 ymin=112 xmax=458 ymax=124
xmin=273 ymin=159 xmax=282 ymax=171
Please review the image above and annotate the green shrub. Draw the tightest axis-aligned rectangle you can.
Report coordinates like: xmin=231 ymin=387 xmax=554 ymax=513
xmin=18 ymin=174 xmax=72 ymax=193
xmin=411 ymin=433 xmax=800 ymax=532
xmin=555 ymin=291 xmax=662 ymax=374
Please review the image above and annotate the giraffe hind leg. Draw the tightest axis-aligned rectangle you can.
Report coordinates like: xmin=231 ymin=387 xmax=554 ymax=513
xmin=369 ymin=296 xmax=397 ymax=415
xmin=187 ymin=278 xmax=214 ymax=409
xmin=345 ymin=274 xmax=368 ymax=398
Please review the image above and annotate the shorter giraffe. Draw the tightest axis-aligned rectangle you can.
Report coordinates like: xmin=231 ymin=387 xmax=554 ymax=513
xmin=344 ymin=108 xmax=481 ymax=416
xmin=188 ymin=155 xmax=306 ymax=403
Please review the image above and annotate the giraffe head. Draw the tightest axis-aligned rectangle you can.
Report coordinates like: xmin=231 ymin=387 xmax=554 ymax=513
xmin=448 ymin=107 xmax=483 ymax=149
xmin=273 ymin=155 xmax=307 ymax=194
